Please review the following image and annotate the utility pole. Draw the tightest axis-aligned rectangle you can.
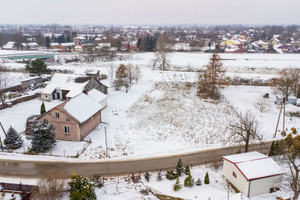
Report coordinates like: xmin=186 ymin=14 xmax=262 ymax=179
xmin=105 ymin=126 xmax=108 ymax=157
xmin=282 ymin=97 xmax=286 ymax=133
xmin=0 ymin=121 xmax=7 ymax=137
xmin=274 ymin=101 xmax=283 ymax=138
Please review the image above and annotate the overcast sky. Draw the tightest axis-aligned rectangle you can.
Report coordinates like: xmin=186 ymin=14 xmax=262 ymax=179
xmin=1 ymin=0 xmax=299 ymax=25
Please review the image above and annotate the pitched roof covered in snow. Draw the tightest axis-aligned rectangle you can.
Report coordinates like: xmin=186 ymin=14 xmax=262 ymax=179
xmin=2 ymin=41 xmax=16 ymax=49
xmin=223 ymin=151 xmax=284 ymax=181
xmin=63 ymin=93 xmax=103 ymax=123
xmin=41 ymin=73 xmax=89 ymax=98
xmin=88 ymin=88 xmax=107 ymax=102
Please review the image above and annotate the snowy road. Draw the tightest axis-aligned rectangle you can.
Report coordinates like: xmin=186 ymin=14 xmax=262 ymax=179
xmin=0 ymin=141 xmax=272 ymax=178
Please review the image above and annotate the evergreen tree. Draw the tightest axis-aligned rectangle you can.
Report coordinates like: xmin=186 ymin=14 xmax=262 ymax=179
xmin=184 ymin=172 xmax=194 ymax=187
xmin=269 ymin=141 xmax=276 ymax=156
xmin=144 ymin=171 xmax=150 ymax=182
xmin=45 ymin=36 xmax=51 ymax=48
xmin=195 ymin=178 xmax=202 ymax=186
xmin=176 ymin=158 xmax=184 ymax=176
xmin=40 ymin=101 xmax=46 ymax=115
xmin=184 ymin=165 xmax=190 ymax=175
xmin=66 ymin=34 xmax=71 ymax=42
xmin=156 ymin=171 xmax=163 ymax=181
xmin=31 ymin=120 xmax=56 ymax=153
xmin=165 ymin=170 xmax=178 ymax=180
xmin=89 ymin=175 xmax=104 ymax=189
xmin=173 ymin=177 xmax=182 ymax=192
xmin=69 ymin=172 xmax=96 ymax=200
xmin=204 ymin=172 xmax=210 ymax=184
xmin=4 ymin=126 xmax=23 ymax=149
xmin=25 ymin=59 xmax=50 ymax=75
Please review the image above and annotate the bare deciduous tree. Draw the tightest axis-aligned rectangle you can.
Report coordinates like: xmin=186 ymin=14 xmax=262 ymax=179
xmin=271 ymin=68 xmax=300 ymax=100
xmin=228 ymin=110 xmax=261 ymax=152
xmin=152 ymin=33 xmax=171 ymax=71
xmin=254 ymin=97 xmax=270 ymax=113
xmin=0 ymin=68 xmax=8 ymax=108
xmin=32 ymin=171 xmax=68 ymax=200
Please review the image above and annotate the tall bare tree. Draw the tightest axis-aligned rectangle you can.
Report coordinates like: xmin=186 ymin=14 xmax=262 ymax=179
xmin=152 ymin=33 xmax=171 ymax=71
xmin=197 ymin=53 xmax=228 ymax=100
xmin=0 ymin=68 xmax=8 ymax=108
xmin=228 ymin=110 xmax=261 ymax=152
xmin=271 ymin=68 xmax=300 ymax=100
xmin=31 ymin=171 xmax=67 ymax=200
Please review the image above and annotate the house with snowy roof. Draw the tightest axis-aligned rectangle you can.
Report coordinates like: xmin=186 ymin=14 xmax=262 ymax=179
xmin=222 ymin=151 xmax=284 ymax=197
xmin=38 ymin=93 xmax=103 ymax=141
xmin=59 ymin=42 xmax=75 ymax=52
xmin=2 ymin=41 xmax=17 ymax=50
xmin=40 ymin=73 xmax=108 ymax=102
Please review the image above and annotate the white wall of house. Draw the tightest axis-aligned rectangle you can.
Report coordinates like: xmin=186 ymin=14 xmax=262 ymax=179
xmin=100 ymin=98 xmax=107 ymax=108
xmin=249 ymin=175 xmax=282 ymax=196
xmin=223 ymin=160 xmax=248 ymax=195
xmin=41 ymin=93 xmax=52 ymax=101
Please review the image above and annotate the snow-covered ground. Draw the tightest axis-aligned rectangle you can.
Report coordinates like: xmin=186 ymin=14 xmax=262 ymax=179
xmin=0 ymin=157 xmax=295 ymax=200
xmin=1 ymin=52 xmax=300 ymax=160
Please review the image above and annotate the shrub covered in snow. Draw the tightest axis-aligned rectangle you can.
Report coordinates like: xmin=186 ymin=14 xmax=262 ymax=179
xmin=166 ymin=170 xmax=178 ymax=180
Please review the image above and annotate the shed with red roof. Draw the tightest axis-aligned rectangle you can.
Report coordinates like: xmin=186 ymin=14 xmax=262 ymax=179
xmin=222 ymin=151 xmax=284 ymax=197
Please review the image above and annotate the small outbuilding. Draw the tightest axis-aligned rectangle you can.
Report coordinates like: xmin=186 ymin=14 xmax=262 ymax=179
xmin=222 ymin=151 xmax=284 ymax=197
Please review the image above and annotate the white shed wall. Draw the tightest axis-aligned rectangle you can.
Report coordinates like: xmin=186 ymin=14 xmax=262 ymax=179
xmin=223 ymin=160 xmax=248 ymax=195
xmin=249 ymin=175 xmax=282 ymax=196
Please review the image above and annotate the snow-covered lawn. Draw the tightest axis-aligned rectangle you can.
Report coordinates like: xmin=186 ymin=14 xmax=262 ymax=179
xmin=223 ymin=85 xmax=300 ymax=140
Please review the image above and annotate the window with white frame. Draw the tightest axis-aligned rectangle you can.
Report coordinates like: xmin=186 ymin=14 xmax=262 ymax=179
xmin=64 ymin=126 xmax=70 ymax=134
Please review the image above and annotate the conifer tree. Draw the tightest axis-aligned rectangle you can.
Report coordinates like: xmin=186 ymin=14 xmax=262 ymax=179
xmin=176 ymin=158 xmax=184 ymax=176
xmin=195 ymin=178 xmax=202 ymax=186
xmin=173 ymin=177 xmax=182 ymax=192
xmin=204 ymin=172 xmax=210 ymax=184
xmin=69 ymin=172 xmax=96 ymax=200
xmin=4 ymin=126 xmax=23 ymax=149
xmin=197 ymin=53 xmax=228 ymax=100
xmin=165 ymin=170 xmax=178 ymax=180
xmin=31 ymin=120 xmax=56 ymax=153
xmin=40 ymin=101 xmax=46 ymax=115
xmin=184 ymin=172 xmax=194 ymax=187
xmin=269 ymin=141 xmax=276 ymax=156
xmin=144 ymin=172 xmax=150 ymax=182
xmin=157 ymin=171 xmax=163 ymax=181
xmin=185 ymin=165 xmax=190 ymax=175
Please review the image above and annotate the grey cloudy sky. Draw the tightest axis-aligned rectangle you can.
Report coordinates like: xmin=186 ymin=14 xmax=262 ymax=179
xmin=1 ymin=0 xmax=299 ymax=25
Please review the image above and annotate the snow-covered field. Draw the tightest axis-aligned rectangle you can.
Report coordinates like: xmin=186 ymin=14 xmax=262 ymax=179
xmin=1 ymin=51 xmax=300 ymax=160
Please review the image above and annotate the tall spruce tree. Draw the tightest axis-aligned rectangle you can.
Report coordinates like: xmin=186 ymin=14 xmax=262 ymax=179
xmin=4 ymin=126 xmax=23 ymax=149
xmin=31 ymin=120 xmax=56 ymax=153
xmin=40 ymin=101 xmax=46 ymax=115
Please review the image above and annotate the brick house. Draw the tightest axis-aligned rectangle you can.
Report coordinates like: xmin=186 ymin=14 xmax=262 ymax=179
xmin=38 ymin=93 xmax=103 ymax=141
